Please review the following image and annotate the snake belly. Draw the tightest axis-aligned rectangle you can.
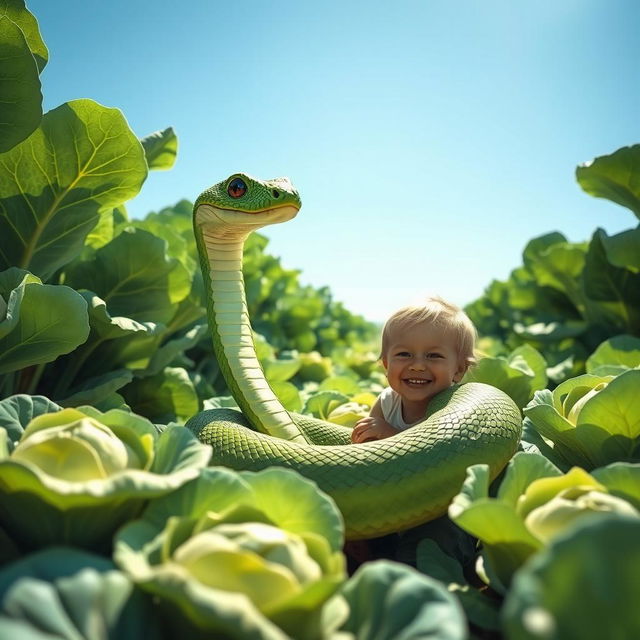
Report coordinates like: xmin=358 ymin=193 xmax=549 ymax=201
xmin=187 ymin=174 xmax=522 ymax=540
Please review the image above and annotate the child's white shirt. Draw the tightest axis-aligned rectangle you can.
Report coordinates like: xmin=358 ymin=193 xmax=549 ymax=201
xmin=378 ymin=386 xmax=423 ymax=431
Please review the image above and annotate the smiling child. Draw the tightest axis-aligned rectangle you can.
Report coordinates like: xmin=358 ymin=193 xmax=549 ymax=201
xmin=351 ymin=296 xmax=477 ymax=443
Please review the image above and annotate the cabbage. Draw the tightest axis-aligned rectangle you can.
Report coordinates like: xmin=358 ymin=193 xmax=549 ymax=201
xmin=114 ymin=466 xmax=346 ymax=639
xmin=448 ymin=452 xmax=640 ymax=590
xmin=0 ymin=398 xmax=211 ymax=553
xmin=523 ymin=369 xmax=640 ymax=469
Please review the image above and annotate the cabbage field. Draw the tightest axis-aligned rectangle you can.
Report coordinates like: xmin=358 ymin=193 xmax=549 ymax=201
xmin=1 ymin=2 xmax=640 ymax=639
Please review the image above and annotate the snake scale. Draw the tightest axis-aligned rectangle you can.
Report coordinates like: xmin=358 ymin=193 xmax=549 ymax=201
xmin=186 ymin=174 xmax=522 ymax=540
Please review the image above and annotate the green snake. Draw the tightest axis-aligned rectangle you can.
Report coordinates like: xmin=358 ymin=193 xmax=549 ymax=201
xmin=186 ymin=173 xmax=522 ymax=540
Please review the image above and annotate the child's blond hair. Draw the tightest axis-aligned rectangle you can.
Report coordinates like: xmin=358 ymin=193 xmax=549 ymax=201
xmin=380 ymin=296 xmax=477 ymax=367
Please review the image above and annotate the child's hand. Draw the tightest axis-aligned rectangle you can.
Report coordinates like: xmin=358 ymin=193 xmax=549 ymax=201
xmin=351 ymin=416 xmax=398 ymax=443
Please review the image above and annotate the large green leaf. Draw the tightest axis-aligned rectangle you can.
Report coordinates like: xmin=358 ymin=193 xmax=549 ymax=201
xmin=44 ymin=291 xmax=164 ymax=399
xmin=0 ymin=1 xmax=48 ymax=72
xmin=140 ymin=127 xmax=178 ymax=170
xmin=526 ymin=370 xmax=640 ymax=468
xmin=462 ymin=345 xmax=547 ymax=410
xmin=126 ymin=214 xmax=196 ymax=277
xmin=502 ymin=515 xmax=640 ymax=639
xmin=522 ymin=232 xmax=568 ymax=267
xmin=495 ymin=452 xmax=563 ymax=507
xmin=577 ymin=369 xmax=640 ymax=456
xmin=0 ymin=14 xmax=42 ymax=152
xmin=448 ymin=463 xmax=542 ymax=589
xmin=238 ymin=467 xmax=344 ymax=553
xmin=263 ymin=356 xmax=301 ymax=384
xmin=122 ymin=366 xmax=199 ymax=423
xmin=592 ymin=462 xmax=640 ymax=510
xmin=576 ymin=144 xmax=640 ymax=220
xmin=65 ymin=228 xmax=190 ymax=325
xmin=448 ymin=456 xmax=574 ymax=590
xmin=527 ymin=244 xmax=586 ymax=296
xmin=450 ymin=454 xmax=640 ymax=598
xmin=599 ymin=226 xmax=640 ymax=273
xmin=339 ymin=560 xmax=467 ymax=640
xmin=318 ymin=375 xmax=362 ymax=395
xmin=0 ymin=267 xmax=38 ymax=339
xmin=586 ymin=334 xmax=640 ymax=376
xmin=0 ymin=547 xmax=162 ymax=640
xmin=0 ymin=1 xmax=48 ymax=151
xmin=0 ymin=268 xmax=89 ymax=375
xmin=79 ymin=290 xmax=161 ymax=341
xmin=416 ymin=539 xmax=501 ymax=632
xmin=584 ymin=230 xmax=640 ymax=328
xmin=0 ymin=394 xmax=61 ymax=451
xmin=142 ymin=198 xmax=193 ymax=239
xmin=302 ymin=390 xmax=350 ymax=420
xmin=122 ymin=213 xmax=204 ymax=335
xmin=142 ymin=324 xmax=207 ymax=376
xmin=520 ymin=417 xmax=571 ymax=471
xmin=58 ymin=369 xmax=134 ymax=408
xmin=0 ymin=99 xmax=148 ymax=281
xmin=512 ymin=320 xmax=586 ymax=343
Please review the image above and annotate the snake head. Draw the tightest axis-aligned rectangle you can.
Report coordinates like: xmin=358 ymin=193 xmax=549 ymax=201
xmin=194 ymin=173 xmax=301 ymax=235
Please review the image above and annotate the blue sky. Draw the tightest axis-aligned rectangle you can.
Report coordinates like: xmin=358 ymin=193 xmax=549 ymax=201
xmin=28 ymin=0 xmax=640 ymax=322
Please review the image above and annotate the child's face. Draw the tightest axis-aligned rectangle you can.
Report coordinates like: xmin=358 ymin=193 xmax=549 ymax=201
xmin=382 ymin=321 xmax=467 ymax=409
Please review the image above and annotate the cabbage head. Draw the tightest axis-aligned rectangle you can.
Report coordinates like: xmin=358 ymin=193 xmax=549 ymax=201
xmin=0 ymin=403 xmax=211 ymax=553
xmin=449 ymin=452 xmax=640 ymax=591
xmin=523 ymin=369 xmax=640 ymax=469
xmin=114 ymin=466 xmax=346 ymax=640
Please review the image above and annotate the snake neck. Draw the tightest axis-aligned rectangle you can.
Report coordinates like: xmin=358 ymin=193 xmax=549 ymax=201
xmin=197 ymin=225 xmax=308 ymax=443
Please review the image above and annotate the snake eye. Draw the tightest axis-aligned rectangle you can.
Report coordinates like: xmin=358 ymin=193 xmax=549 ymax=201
xmin=227 ymin=177 xmax=247 ymax=198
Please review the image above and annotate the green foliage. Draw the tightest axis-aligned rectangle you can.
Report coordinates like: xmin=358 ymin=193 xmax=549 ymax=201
xmin=0 ymin=99 xmax=148 ymax=280
xmin=0 ymin=96 xmax=377 ymax=422
xmin=339 ymin=560 xmax=467 ymax=640
xmin=0 ymin=1 xmax=47 ymax=152
xmin=448 ymin=452 xmax=640 ymax=590
xmin=463 ymin=344 xmax=548 ymax=410
xmin=140 ymin=126 xmax=178 ymax=170
xmin=466 ymin=147 xmax=640 ymax=385
xmin=416 ymin=538 xmax=501 ymax=633
xmin=0 ymin=547 xmax=162 ymax=639
xmin=586 ymin=334 xmax=640 ymax=375
xmin=2 ymin=4 xmax=640 ymax=638
xmin=523 ymin=369 xmax=640 ymax=469
xmin=114 ymin=467 xmax=346 ymax=639
xmin=502 ymin=514 xmax=640 ymax=639
xmin=0 ymin=398 xmax=211 ymax=553
xmin=0 ymin=269 xmax=89 ymax=376
xmin=576 ymin=144 xmax=640 ymax=220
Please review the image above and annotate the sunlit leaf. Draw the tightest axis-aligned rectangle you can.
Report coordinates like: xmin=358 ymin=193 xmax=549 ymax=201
xmin=140 ymin=127 xmax=178 ymax=170
xmin=587 ymin=334 xmax=640 ymax=376
xmin=0 ymin=14 xmax=42 ymax=151
xmin=0 ymin=99 xmax=148 ymax=280
xmin=0 ymin=0 xmax=48 ymax=71
xmin=576 ymin=144 xmax=640 ymax=220
xmin=0 ymin=269 xmax=89 ymax=375
xmin=65 ymin=228 xmax=190 ymax=325
xmin=122 ymin=367 xmax=199 ymax=423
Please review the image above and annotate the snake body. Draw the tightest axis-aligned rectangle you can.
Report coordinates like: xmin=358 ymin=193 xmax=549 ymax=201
xmin=186 ymin=174 xmax=522 ymax=540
